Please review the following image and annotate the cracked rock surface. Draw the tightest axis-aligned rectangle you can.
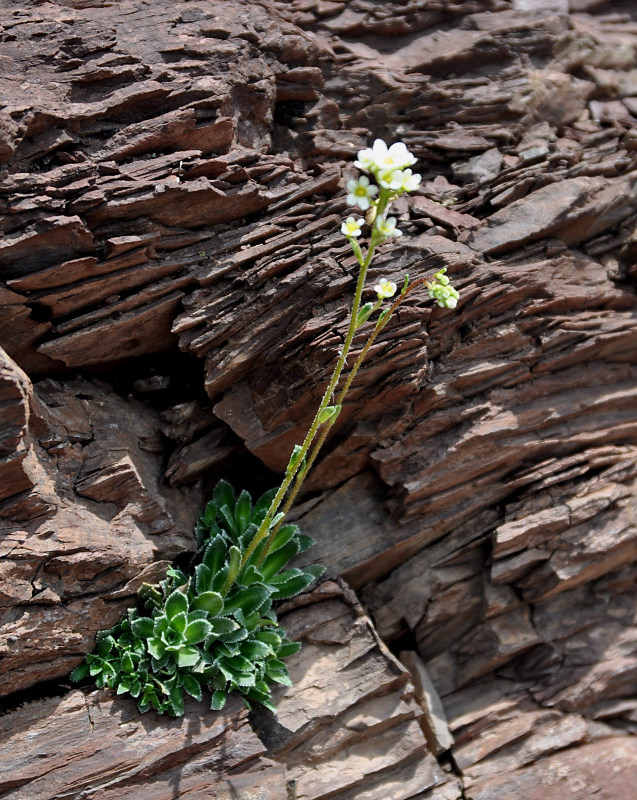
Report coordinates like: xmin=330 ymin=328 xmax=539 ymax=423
xmin=1 ymin=0 xmax=637 ymax=798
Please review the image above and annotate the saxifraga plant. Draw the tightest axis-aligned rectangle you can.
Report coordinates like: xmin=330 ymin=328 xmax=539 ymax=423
xmin=72 ymin=139 xmax=460 ymax=716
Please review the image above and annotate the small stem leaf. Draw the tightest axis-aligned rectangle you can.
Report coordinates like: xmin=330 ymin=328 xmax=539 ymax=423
xmin=287 ymin=445 xmax=303 ymax=474
xmin=355 ymin=302 xmax=374 ymax=329
xmin=317 ymin=405 xmax=340 ymax=425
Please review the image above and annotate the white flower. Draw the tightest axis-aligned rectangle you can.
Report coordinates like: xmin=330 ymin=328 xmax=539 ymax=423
xmin=341 ymin=216 xmax=365 ymax=238
xmin=376 ymin=215 xmax=402 ymax=239
xmin=354 ymin=147 xmax=375 ymax=172
xmin=346 ymin=175 xmax=378 ymax=210
xmin=377 ymin=167 xmax=422 ymax=193
xmin=370 ymin=139 xmax=416 ymax=171
xmin=374 ymin=278 xmax=397 ymax=299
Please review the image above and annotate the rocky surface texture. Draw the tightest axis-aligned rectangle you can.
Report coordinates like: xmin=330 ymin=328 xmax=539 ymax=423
xmin=1 ymin=0 xmax=637 ymax=798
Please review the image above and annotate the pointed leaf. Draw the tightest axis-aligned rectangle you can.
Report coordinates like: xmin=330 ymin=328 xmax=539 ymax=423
xmin=214 ymin=480 xmax=235 ymax=514
xmin=224 ymin=584 xmax=271 ymax=616
xmin=220 ymin=504 xmax=239 ymax=538
xmin=295 ymin=534 xmax=315 ymax=553
xmin=271 ymin=572 xmax=316 ymax=600
xmin=210 ymin=565 xmax=229 ymax=594
xmin=97 ymin=635 xmax=115 ymax=657
xmin=239 ymin=565 xmax=263 ymax=586
xmin=203 ymin=536 xmax=227 ymax=576
xmin=211 ymin=690 xmax=227 ymax=711
xmin=227 ymin=545 xmax=241 ymax=586
xmin=147 ymin=638 xmax=166 ymax=660
xmin=234 ymin=490 xmax=252 ymax=535
xmin=252 ymin=487 xmax=276 ymax=524
xmin=191 ymin=590 xmax=223 ymax=615
xmin=181 ymin=673 xmax=202 ymax=701
xmin=169 ymin=611 xmax=187 ymax=634
xmin=277 ymin=641 xmax=302 ymax=658
xmin=165 ymin=589 xmax=188 ymax=619
xmin=267 ymin=524 xmax=298 ymax=555
xmin=269 ymin=568 xmax=304 ymax=586
xmin=261 ymin=540 xmax=300 ymax=580
xmin=195 ymin=563 xmax=212 ymax=594
xmin=70 ymin=662 xmax=89 ymax=682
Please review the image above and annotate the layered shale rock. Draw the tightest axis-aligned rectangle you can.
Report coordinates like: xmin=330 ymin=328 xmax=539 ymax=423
xmin=1 ymin=0 xmax=637 ymax=797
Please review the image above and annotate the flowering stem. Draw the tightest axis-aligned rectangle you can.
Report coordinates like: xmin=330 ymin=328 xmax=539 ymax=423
xmin=234 ymin=202 xmax=390 ymax=583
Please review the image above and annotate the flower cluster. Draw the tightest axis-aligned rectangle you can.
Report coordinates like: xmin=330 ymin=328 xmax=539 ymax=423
xmin=427 ymin=269 xmax=460 ymax=309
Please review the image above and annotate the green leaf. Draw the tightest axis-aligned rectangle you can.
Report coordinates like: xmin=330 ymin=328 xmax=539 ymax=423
xmin=271 ymin=572 xmax=316 ymax=600
xmin=147 ymin=638 xmax=166 ymax=660
xmin=239 ymin=565 xmax=263 ymax=586
xmin=355 ymin=302 xmax=374 ymax=329
xmin=240 ymin=639 xmax=271 ymax=660
xmin=194 ymin=563 xmax=212 ymax=594
xmin=207 ymin=617 xmax=240 ymax=636
xmin=169 ymin=685 xmax=185 ymax=716
xmin=287 ymin=444 xmax=303 ymax=474
xmin=220 ymin=504 xmax=238 ymax=538
xmin=191 ymin=590 xmax=223 ymax=615
xmin=246 ymin=689 xmax=277 ymax=715
xmin=170 ymin=611 xmax=187 ymax=635
xmin=184 ymin=619 xmax=213 ymax=645
xmin=210 ymin=565 xmax=229 ymax=594
xmin=165 ymin=589 xmax=188 ymax=620
xmin=214 ymin=480 xmax=235 ymax=515
xmin=117 ymin=678 xmax=131 ymax=695
xmin=97 ymin=635 xmax=115 ymax=657
xmin=295 ymin=534 xmax=315 ymax=553
xmin=203 ymin=536 xmax=227 ymax=576
xmin=177 ymin=646 xmax=201 ymax=668
xmin=277 ymin=640 xmax=302 ymax=658
xmin=233 ymin=672 xmax=256 ymax=688
xmin=219 ymin=626 xmax=249 ymax=644
xmin=211 ymin=690 xmax=227 ymax=711
xmin=253 ymin=487 xmax=276 ymax=524
xmin=317 ymin=405 xmax=340 ymax=425
xmin=255 ymin=630 xmax=282 ymax=647
xmin=226 ymin=545 xmax=241 ymax=587
xmin=121 ymin=651 xmax=135 ymax=674
xmin=181 ymin=673 xmax=202 ymax=701
xmin=269 ymin=568 xmax=304 ymax=586
xmin=70 ymin=662 xmax=89 ymax=682
xmin=130 ymin=678 xmax=142 ymax=698
xmin=131 ymin=617 xmax=155 ymax=639
xmin=267 ymin=524 xmax=299 ymax=554
xmin=304 ymin=564 xmax=326 ymax=580
xmin=202 ymin=500 xmax=217 ymax=526
xmin=234 ymin=490 xmax=252 ymax=534
xmin=221 ymin=653 xmax=253 ymax=673
xmin=261 ymin=540 xmax=300 ymax=580
xmin=224 ymin=584 xmax=271 ymax=617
